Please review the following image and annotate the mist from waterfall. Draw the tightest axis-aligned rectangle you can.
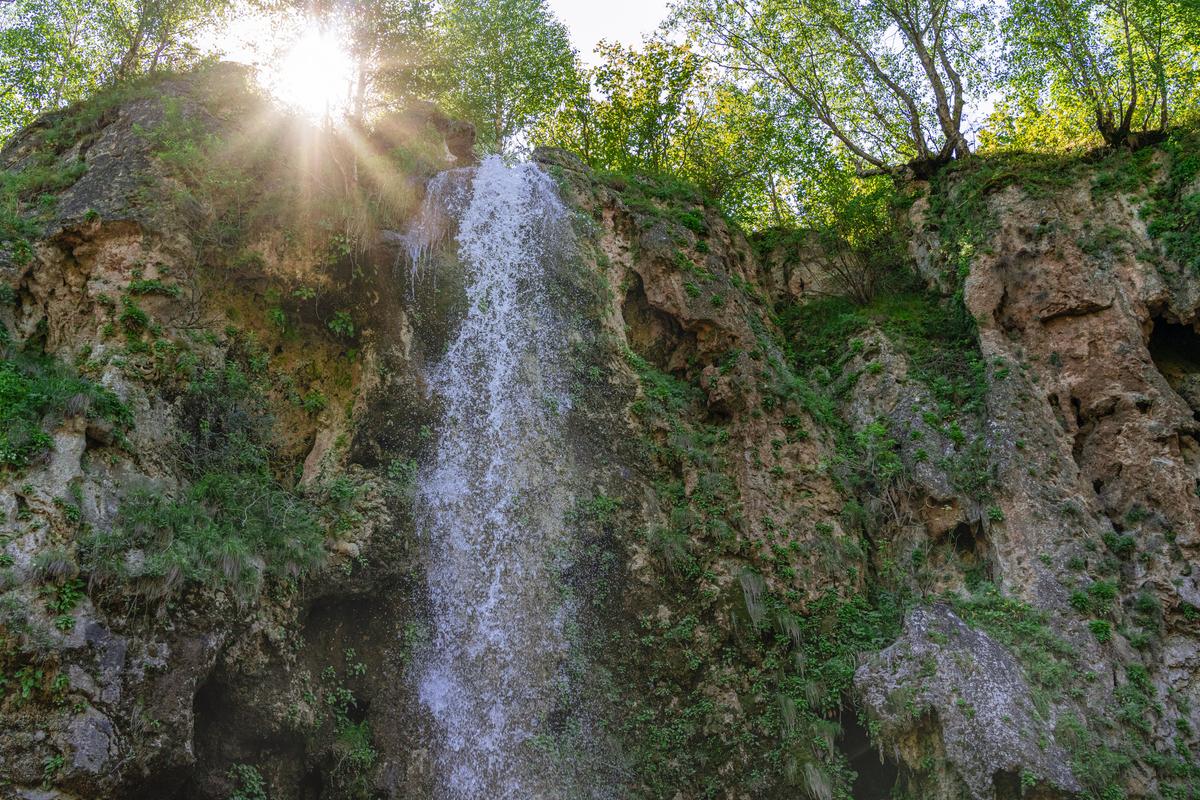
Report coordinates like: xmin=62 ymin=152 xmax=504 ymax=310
xmin=406 ymin=156 xmax=578 ymax=799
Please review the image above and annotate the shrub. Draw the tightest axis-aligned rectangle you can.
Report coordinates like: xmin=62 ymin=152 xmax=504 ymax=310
xmin=226 ymin=764 xmax=267 ymax=800
xmin=82 ymin=362 xmax=324 ymax=604
xmin=386 ymin=458 xmax=418 ymax=503
xmin=119 ymin=297 xmax=149 ymax=332
xmin=0 ymin=155 xmax=88 ymax=266
xmin=328 ymin=310 xmax=355 ymax=339
xmin=127 ymin=278 xmax=181 ymax=298
xmin=1088 ymin=619 xmax=1112 ymax=643
xmin=0 ymin=347 xmax=131 ymax=468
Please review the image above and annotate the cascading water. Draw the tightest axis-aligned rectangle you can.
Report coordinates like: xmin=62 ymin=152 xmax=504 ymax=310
xmin=406 ymin=156 xmax=578 ymax=799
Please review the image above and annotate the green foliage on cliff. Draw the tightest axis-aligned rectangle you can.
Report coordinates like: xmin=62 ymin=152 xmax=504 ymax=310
xmin=0 ymin=345 xmax=131 ymax=469
xmin=434 ymin=0 xmax=575 ymax=152
xmin=0 ymin=72 xmax=201 ymax=265
xmin=1146 ymin=127 xmax=1200 ymax=274
xmin=0 ymin=153 xmax=87 ymax=265
xmin=955 ymin=582 xmax=1200 ymax=800
xmin=225 ymin=764 xmax=267 ymax=800
xmin=780 ymin=288 xmax=987 ymax=418
xmin=615 ymin=324 xmax=916 ymax=797
xmin=0 ymin=0 xmax=233 ymax=139
xmin=82 ymin=361 xmax=324 ymax=604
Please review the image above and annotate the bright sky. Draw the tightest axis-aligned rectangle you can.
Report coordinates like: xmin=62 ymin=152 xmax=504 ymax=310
xmin=546 ymin=0 xmax=673 ymax=64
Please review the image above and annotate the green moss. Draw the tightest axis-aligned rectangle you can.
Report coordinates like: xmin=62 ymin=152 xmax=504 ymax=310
xmin=625 ymin=348 xmax=699 ymax=418
xmin=955 ymin=582 xmax=1200 ymax=798
xmin=0 ymin=73 xmax=196 ymax=263
xmin=127 ymin=278 xmax=181 ymax=298
xmin=952 ymin=583 xmax=1075 ymax=704
xmin=0 ymin=158 xmax=88 ymax=264
xmin=613 ymin=330 xmax=909 ymax=796
xmin=779 ymin=290 xmax=985 ymax=416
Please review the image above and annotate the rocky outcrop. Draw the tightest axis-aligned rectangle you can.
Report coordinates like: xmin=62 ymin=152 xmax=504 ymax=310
xmin=0 ymin=66 xmax=462 ymax=799
xmin=857 ymin=605 xmax=1080 ymax=799
xmin=860 ymin=156 xmax=1200 ymax=799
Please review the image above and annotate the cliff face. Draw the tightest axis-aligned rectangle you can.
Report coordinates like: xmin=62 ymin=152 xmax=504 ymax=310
xmin=1 ymin=67 xmax=1198 ymax=800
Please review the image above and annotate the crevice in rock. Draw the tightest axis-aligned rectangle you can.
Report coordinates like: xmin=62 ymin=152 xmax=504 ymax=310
xmin=1048 ymin=393 xmax=1068 ymax=432
xmin=947 ymin=521 xmax=993 ymax=588
xmin=173 ymin=673 xmax=307 ymax=800
xmin=996 ymin=285 xmax=1024 ymax=338
xmin=621 ymin=270 xmax=688 ymax=371
xmin=993 ymin=769 xmax=1022 ymax=799
xmin=1070 ymin=395 xmax=1093 ymax=464
xmin=838 ymin=709 xmax=899 ymax=800
xmin=1148 ymin=317 xmax=1200 ymax=418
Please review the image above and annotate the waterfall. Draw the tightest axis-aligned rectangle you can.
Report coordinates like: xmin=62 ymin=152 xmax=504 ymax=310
xmin=409 ymin=156 xmax=577 ymax=799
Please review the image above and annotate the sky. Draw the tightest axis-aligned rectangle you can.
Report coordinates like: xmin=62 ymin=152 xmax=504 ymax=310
xmin=546 ymin=0 xmax=673 ymax=64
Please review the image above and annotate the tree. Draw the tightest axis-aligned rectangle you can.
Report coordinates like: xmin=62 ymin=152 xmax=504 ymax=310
xmin=673 ymin=82 xmax=819 ymax=227
xmin=431 ymin=0 xmax=577 ymax=152
xmin=0 ymin=0 xmax=231 ymax=139
xmin=976 ymin=93 xmax=1101 ymax=153
xmin=100 ymin=0 xmax=230 ymax=81
xmin=0 ymin=0 xmax=109 ymax=136
xmin=534 ymin=40 xmax=834 ymax=229
xmin=537 ymin=40 xmax=702 ymax=173
xmin=1004 ymin=0 xmax=1200 ymax=148
xmin=675 ymin=0 xmax=997 ymax=174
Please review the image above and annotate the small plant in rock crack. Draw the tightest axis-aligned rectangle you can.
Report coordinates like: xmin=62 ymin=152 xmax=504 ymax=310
xmin=81 ymin=361 xmax=325 ymax=606
xmin=328 ymin=310 xmax=355 ymax=339
xmin=42 ymin=578 xmax=84 ymax=614
xmin=386 ymin=458 xmax=418 ymax=503
xmin=13 ymin=667 xmax=44 ymax=705
xmin=301 ymin=390 xmax=327 ymax=414
xmin=1088 ymin=619 xmax=1113 ymax=643
xmin=226 ymin=763 xmax=267 ymax=800
xmin=344 ymin=648 xmax=367 ymax=677
xmin=41 ymin=753 xmax=64 ymax=786
xmin=318 ymin=662 xmax=378 ymax=792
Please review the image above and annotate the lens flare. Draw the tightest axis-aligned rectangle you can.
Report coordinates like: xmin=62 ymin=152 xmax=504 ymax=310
xmin=274 ymin=26 xmax=354 ymax=119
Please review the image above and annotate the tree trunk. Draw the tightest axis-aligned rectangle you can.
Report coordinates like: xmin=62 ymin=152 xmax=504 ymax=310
xmin=767 ymin=173 xmax=783 ymax=227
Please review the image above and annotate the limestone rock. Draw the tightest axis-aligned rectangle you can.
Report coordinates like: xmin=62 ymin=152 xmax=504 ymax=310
xmin=856 ymin=605 xmax=1081 ymax=799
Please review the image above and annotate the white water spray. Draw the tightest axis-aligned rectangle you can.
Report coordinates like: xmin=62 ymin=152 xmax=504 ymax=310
xmin=409 ymin=156 xmax=576 ymax=799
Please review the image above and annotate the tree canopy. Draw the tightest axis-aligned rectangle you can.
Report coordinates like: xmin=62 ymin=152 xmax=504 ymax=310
xmin=674 ymin=0 xmax=996 ymax=174
xmin=0 ymin=0 xmax=230 ymax=137
xmin=1 ymin=0 xmax=1197 ymax=226
xmin=1003 ymin=0 xmax=1200 ymax=147
xmin=430 ymin=0 xmax=576 ymax=152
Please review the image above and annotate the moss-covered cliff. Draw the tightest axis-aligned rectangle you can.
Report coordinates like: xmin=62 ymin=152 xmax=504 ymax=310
xmin=1 ymin=65 xmax=1198 ymax=800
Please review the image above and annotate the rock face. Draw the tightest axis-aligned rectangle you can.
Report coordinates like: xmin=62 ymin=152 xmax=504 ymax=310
xmin=1 ymin=67 xmax=1199 ymax=800
xmin=857 ymin=605 xmax=1080 ymax=800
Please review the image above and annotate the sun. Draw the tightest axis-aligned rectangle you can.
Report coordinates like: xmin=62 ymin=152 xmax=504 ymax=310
xmin=274 ymin=26 xmax=355 ymax=119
